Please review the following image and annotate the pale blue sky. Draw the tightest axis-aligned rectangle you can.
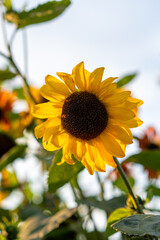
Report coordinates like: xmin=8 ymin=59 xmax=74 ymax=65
xmin=1 ymin=0 xmax=160 ymax=132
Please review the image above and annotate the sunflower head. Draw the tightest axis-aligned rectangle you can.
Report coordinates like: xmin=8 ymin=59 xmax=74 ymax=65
xmin=32 ymin=62 xmax=143 ymax=175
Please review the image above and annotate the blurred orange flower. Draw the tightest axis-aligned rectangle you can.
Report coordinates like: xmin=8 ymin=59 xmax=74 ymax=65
xmin=137 ymin=126 xmax=160 ymax=179
xmin=0 ymin=89 xmax=16 ymax=131
xmin=138 ymin=126 xmax=160 ymax=150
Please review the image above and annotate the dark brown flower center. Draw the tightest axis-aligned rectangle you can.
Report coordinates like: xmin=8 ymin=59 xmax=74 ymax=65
xmin=61 ymin=91 xmax=108 ymax=140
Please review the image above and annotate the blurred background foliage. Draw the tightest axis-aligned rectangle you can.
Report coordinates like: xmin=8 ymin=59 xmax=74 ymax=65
xmin=0 ymin=0 xmax=160 ymax=240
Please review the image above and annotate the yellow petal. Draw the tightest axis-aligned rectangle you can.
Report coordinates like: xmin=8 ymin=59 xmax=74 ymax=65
xmin=106 ymin=124 xmax=133 ymax=144
xmin=127 ymin=97 xmax=144 ymax=107
xmin=34 ymin=120 xmax=48 ymax=139
xmin=62 ymin=153 xmax=75 ymax=165
xmin=31 ymin=102 xmax=62 ymax=119
xmin=40 ymin=84 xmax=66 ymax=102
xmin=43 ymin=125 xmax=60 ymax=143
xmin=42 ymin=136 xmax=60 ymax=151
xmin=104 ymin=91 xmax=131 ymax=106
xmin=72 ymin=62 xmax=86 ymax=90
xmin=88 ymin=67 xmax=104 ymax=92
xmin=45 ymin=75 xmax=70 ymax=97
xmin=108 ymin=107 xmax=135 ymax=121
xmin=86 ymin=143 xmax=106 ymax=172
xmin=56 ymin=72 xmax=76 ymax=93
xmin=98 ymin=83 xmax=117 ymax=100
xmin=51 ymin=131 xmax=69 ymax=148
xmin=63 ymin=136 xmax=76 ymax=158
xmin=93 ymin=139 xmax=117 ymax=168
xmin=100 ymin=132 xmax=125 ymax=158
xmin=74 ymin=139 xmax=86 ymax=160
xmin=112 ymin=117 xmax=143 ymax=128
xmin=81 ymin=155 xmax=95 ymax=175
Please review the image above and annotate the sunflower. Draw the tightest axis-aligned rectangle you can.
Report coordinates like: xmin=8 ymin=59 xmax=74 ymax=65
xmin=0 ymin=89 xmax=15 ymax=131
xmin=32 ymin=62 xmax=143 ymax=175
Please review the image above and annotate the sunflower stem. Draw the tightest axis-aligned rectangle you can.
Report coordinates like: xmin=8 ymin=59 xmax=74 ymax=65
xmin=113 ymin=156 xmax=143 ymax=214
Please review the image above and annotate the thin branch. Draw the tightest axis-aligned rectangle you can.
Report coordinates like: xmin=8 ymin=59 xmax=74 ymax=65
xmin=113 ymin=156 xmax=143 ymax=214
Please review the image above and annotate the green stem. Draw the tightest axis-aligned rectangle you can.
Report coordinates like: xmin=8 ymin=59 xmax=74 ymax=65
xmin=113 ymin=157 xmax=143 ymax=214
xmin=0 ymin=10 xmax=36 ymax=104
xmin=96 ymin=172 xmax=104 ymax=200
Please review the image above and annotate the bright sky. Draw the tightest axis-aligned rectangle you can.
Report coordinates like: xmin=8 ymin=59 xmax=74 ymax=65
xmin=1 ymin=0 xmax=160 ymax=236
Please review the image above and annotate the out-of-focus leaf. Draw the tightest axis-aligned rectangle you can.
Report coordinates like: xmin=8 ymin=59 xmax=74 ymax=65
xmin=3 ymin=0 xmax=12 ymax=10
xmin=0 ymin=144 xmax=26 ymax=171
xmin=112 ymin=214 xmax=160 ymax=237
xmin=13 ymin=87 xmax=25 ymax=99
xmin=124 ymin=150 xmax=160 ymax=171
xmin=113 ymin=177 xmax=135 ymax=193
xmin=0 ymin=69 xmax=17 ymax=81
xmin=18 ymin=208 xmax=77 ymax=240
xmin=48 ymin=149 xmax=84 ymax=192
xmin=0 ymin=208 xmax=11 ymax=222
xmin=146 ymin=185 xmax=160 ymax=197
xmin=23 ymin=183 xmax=33 ymax=202
xmin=106 ymin=208 xmax=133 ymax=237
xmin=146 ymin=188 xmax=153 ymax=204
xmin=117 ymin=73 xmax=137 ymax=88
xmin=5 ymin=0 xmax=71 ymax=29
xmin=78 ymin=195 xmax=127 ymax=213
xmin=85 ymin=231 xmax=106 ymax=240
xmin=0 ymin=132 xmax=15 ymax=158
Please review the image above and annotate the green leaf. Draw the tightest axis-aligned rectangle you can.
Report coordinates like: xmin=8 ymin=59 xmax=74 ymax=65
xmin=0 ymin=208 xmax=11 ymax=222
xmin=113 ymin=177 xmax=135 ymax=193
xmin=146 ymin=185 xmax=160 ymax=197
xmin=5 ymin=0 xmax=71 ymax=29
xmin=78 ymin=195 xmax=127 ymax=214
xmin=0 ymin=69 xmax=17 ymax=81
xmin=3 ymin=0 xmax=12 ymax=10
xmin=106 ymin=208 xmax=133 ymax=237
xmin=117 ymin=73 xmax=137 ymax=88
xmin=0 ymin=144 xmax=26 ymax=171
xmin=124 ymin=150 xmax=160 ymax=171
xmin=13 ymin=87 xmax=26 ymax=99
xmin=48 ymin=149 xmax=84 ymax=192
xmin=112 ymin=214 xmax=160 ymax=237
xmin=18 ymin=208 xmax=77 ymax=240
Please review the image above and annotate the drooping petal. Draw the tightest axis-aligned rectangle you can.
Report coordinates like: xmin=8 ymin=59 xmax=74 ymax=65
xmin=72 ymin=62 xmax=86 ymax=90
xmin=32 ymin=102 xmax=62 ymax=119
xmin=56 ymin=72 xmax=76 ymax=93
xmin=106 ymin=124 xmax=133 ymax=144
xmin=81 ymin=148 xmax=95 ymax=175
xmin=51 ymin=131 xmax=69 ymax=148
xmin=42 ymin=136 xmax=60 ymax=151
xmin=74 ymin=139 xmax=86 ymax=160
xmin=93 ymin=139 xmax=117 ymax=168
xmin=34 ymin=120 xmax=48 ymax=139
xmin=45 ymin=75 xmax=70 ymax=97
xmin=100 ymin=132 xmax=125 ymax=158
